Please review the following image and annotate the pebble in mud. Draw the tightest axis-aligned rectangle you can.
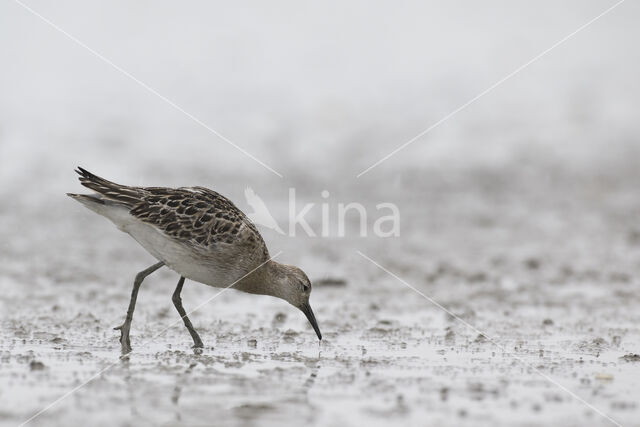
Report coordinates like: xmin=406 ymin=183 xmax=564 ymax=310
xmin=621 ymin=353 xmax=640 ymax=362
xmin=627 ymin=229 xmax=640 ymax=245
xmin=467 ymin=271 xmax=488 ymax=283
xmin=444 ymin=327 xmax=455 ymax=344
xmin=524 ymin=258 xmax=541 ymax=270
xmin=314 ymin=277 xmax=347 ymax=287
xmin=29 ymin=360 xmax=45 ymax=371
xmin=282 ymin=329 xmax=299 ymax=343
xmin=474 ymin=334 xmax=487 ymax=343
xmin=272 ymin=312 xmax=287 ymax=327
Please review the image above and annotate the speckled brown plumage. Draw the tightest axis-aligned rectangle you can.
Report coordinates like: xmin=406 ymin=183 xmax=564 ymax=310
xmin=74 ymin=167 xmax=269 ymax=260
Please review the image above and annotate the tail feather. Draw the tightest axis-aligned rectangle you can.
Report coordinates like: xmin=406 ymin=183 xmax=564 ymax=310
xmin=67 ymin=191 xmax=133 ymax=229
xmin=67 ymin=192 xmax=108 ymax=216
xmin=74 ymin=167 xmax=142 ymax=206
xmin=66 ymin=193 xmax=105 ymax=205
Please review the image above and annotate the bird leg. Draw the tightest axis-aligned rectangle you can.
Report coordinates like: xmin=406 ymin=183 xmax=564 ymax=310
xmin=114 ymin=261 xmax=164 ymax=354
xmin=172 ymin=276 xmax=204 ymax=348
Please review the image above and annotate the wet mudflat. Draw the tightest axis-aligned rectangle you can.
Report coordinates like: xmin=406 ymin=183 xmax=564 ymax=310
xmin=1 ymin=167 xmax=640 ymax=427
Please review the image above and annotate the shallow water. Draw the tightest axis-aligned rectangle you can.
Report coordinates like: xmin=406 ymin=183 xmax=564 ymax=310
xmin=2 ymin=168 xmax=640 ymax=427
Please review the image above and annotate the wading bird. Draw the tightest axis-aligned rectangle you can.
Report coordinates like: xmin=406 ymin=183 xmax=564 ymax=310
xmin=68 ymin=167 xmax=321 ymax=353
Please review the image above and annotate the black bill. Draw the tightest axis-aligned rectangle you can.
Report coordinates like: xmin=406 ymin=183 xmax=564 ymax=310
xmin=300 ymin=302 xmax=322 ymax=340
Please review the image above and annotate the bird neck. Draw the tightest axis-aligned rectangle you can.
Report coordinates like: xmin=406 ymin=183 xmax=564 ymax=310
xmin=237 ymin=260 xmax=286 ymax=299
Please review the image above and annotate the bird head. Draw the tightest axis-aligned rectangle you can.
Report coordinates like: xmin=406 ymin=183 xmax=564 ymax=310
xmin=268 ymin=262 xmax=322 ymax=340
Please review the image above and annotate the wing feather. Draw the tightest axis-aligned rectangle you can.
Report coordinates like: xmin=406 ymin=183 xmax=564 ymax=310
xmin=131 ymin=187 xmax=269 ymax=259
xmin=73 ymin=167 xmax=268 ymax=260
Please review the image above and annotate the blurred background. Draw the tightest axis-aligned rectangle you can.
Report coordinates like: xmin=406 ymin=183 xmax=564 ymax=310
xmin=1 ymin=1 xmax=639 ymax=426
xmin=1 ymin=0 xmax=638 ymax=185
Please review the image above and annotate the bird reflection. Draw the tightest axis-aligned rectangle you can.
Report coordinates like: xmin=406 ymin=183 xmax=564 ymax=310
xmin=172 ymin=362 xmax=198 ymax=420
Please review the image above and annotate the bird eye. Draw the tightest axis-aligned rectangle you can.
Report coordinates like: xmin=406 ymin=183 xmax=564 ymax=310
xmin=300 ymin=282 xmax=310 ymax=292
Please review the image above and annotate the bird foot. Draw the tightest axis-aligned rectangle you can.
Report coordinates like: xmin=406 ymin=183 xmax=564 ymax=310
xmin=114 ymin=323 xmax=132 ymax=354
